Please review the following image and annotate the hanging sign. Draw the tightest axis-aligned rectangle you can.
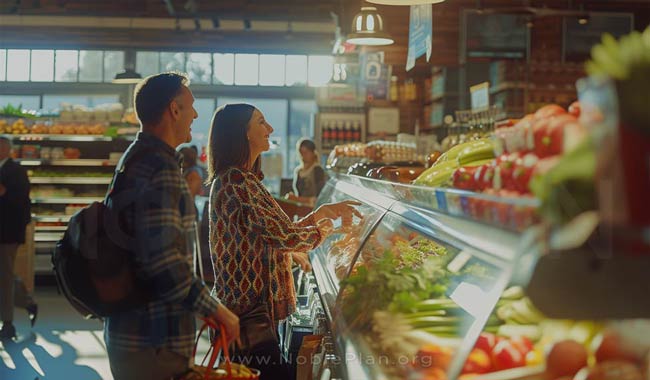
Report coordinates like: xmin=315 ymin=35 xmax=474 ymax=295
xmin=406 ymin=4 xmax=433 ymax=71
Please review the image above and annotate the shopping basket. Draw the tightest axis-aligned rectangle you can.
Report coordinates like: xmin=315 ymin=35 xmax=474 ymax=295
xmin=183 ymin=317 xmax=261 ymax=380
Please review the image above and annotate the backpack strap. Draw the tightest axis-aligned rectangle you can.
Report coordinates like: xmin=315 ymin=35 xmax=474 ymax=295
xmin=104 ymin=147 xmax=159 ymax=202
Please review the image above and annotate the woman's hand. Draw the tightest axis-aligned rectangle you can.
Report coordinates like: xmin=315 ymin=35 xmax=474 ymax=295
xmin=291 ymin=252 xmax=312 ymax=272
xmin=314 ymin=200 xmax=363 ymax=226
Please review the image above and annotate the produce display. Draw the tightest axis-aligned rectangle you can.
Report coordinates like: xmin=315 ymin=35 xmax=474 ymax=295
xmin=335 ymin=219 xmax=504 ymax=380
xmin=0 ymin=119 xmax=107 ymax=135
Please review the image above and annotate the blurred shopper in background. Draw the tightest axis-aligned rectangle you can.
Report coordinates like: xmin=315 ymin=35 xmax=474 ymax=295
xmin=285 ymin=138 xmax=327 ymax=207
xmin=0 ymin=136 xmax=38 ymax=340
xmin=179 ymin=145 xmax=206 ymax=199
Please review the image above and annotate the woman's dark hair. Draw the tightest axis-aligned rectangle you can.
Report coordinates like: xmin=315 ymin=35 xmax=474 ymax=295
xmin=134 ymin=72 xmax=189 ymax=125
xmin=297 ymin=138 xmax=317 ymax=153
xmin=206 ymin=103 xmax=262 ymax=183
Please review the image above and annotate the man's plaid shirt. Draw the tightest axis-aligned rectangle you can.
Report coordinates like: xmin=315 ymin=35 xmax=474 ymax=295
xmin=104 ymin=132 xmax=220 ymax=358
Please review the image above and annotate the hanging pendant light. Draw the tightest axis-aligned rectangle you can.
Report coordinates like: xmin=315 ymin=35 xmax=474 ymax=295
xmin=346 ymin=6 xmax=394 ymax=46
xmin=365 ymin=0 xmax=445 ymax=5
xmin=112 ymin=68 xmax=143 ymax=84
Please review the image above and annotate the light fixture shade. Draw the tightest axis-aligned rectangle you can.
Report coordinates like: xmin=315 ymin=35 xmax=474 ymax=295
xmin=346 ymin=6 xmax=394 ymax=46
xmin=112 ymin=68 xmax=143 ymax=84
xmin=365 ymin=0 xmax=445 ymax=4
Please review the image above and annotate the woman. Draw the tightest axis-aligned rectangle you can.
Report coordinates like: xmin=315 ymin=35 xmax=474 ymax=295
xmin=285 ymin=138 xmax=327 ymax=207
xmin=179 ymin=145 xmax=205 ymax=198
xmin=206 ymin=104 xmax=360 ymax=379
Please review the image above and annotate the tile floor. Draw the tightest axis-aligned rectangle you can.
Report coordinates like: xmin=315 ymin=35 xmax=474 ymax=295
xmin=0 ymin=287 xmax=212 ymax=380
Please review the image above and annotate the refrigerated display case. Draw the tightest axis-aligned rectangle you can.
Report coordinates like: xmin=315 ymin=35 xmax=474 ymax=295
xmin=309 ymin=173 xmax=532 ymax=380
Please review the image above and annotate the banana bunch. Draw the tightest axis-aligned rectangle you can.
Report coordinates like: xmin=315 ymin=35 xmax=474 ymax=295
xmin=215 ymin=362 xmax=258 ymax=379
xmin=414 ymin=139 xmax=495 ymax=187
xmin=586 ymin=26 xmax=650 ymax=80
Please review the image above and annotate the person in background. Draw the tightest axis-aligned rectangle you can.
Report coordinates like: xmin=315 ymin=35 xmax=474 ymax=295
xmin=179 ymin=145 xmax=205 ymax=199
xmin=104 ymin=72 xmax=239 ymax=380
xmin=207 ymin=104 xmax=361 ymax=380
xmin=285 ymin=138 xmax=327 ymax=207
xmin=0 ymin=136 xmax=38 ymax=340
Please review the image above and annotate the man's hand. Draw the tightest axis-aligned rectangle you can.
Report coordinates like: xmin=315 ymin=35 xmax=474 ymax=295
xmin=213 ymin=304 xmax=240 ymax=345
xmin=291 ymin=252 xmax=312 ymax=272
xmin=0 ymin=184 xmax=6 ymax=197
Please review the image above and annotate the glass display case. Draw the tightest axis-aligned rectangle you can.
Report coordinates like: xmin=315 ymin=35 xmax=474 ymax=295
xmin=310 ymin=173 xmax=524 ymax=380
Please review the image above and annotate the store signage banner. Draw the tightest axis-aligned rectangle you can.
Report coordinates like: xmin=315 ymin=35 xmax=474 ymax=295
xmin=406 ymin=4 xmax=432 ymax=71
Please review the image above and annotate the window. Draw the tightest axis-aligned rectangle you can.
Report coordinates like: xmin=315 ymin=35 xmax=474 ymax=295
xmin=187 ymin=53 xmax=211 ymax=84
xmin=43 ymin=95 xmax=120 ymax=111
xmin=7 ymin=49 xmax=30 ymax=82
xmin=103 ymin=51 xmax=124 ymax=82
xmin=30 ymin=50 xmax=54 ymax=82
xmin=288 ymin=99 xmax=318 ymax=174
xmin=213 ymin=53 xmax=234 ymax=85
xmin=259 ymin=55 xmax=285 ymax=86
xmin=55 ymin=50 xmax=78 ymax=82
xmin=0 ymin=50 xmax=6 ymax=81
xmin=161 ymin=52 xmax=185 ymax=72
xmin=79 ymin=50 xmax=103 ymax=82
xmin=285 ymin=55 xmax=308 ymax=86
xmin=136 ymin=51 xmax=160 ymax=78
xmin=190 ymin=98 xmax=216 ymax=151
xmin=0 ymin=95 xmax=40 ymax=111
xmin=234 ymin=54 xmax=259 ymax=86
xmin=308 ymin=55 xmax=333 ymax=87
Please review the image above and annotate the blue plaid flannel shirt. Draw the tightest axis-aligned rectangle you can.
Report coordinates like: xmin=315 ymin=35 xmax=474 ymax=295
xmin=104 ymin=132 xmax=220 ymax=358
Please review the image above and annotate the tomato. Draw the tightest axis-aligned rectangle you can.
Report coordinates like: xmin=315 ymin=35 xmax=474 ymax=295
xmin=461 ymin=348 xmax=492 ymax=374
xmin=453 ymin=166 xmax=479 ymax=190
xmin=534 ymin=104 xmax=567 ymax=119
xmin=594 ymin=332 xmax=640 ymax=364
xmin=510 ymin=336 xmax=534 ymax=356
xmin=546 ymin=340 xmax=588 ymax=378
xmin=474 ymin=332 xmax=497 ymax=354
xmin=568 ymin=101 xmax=581 ymax=118
xmin=491 ymin=339 xmax=526 ymax=371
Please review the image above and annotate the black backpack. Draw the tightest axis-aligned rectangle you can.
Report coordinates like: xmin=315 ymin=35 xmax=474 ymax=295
xmin=52 ymin=149 xmax=152 ymax=319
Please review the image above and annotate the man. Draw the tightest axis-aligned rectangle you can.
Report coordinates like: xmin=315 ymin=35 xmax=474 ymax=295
xmin=0 ymin=136 xmax=38 ymax=340
xmin=104 ymin=72 xmax=239 ymax=380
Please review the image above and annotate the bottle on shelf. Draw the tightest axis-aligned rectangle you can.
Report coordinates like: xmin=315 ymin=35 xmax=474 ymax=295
xmin=333 ymin=121 xmax=342 ymax=147
xmin=352 ymin=121 xmax=362 ymax=142
xmin=344 ymin=121 xmax=353 ymax=143
xmin=322 ymin=121 xmax=331 ymax=149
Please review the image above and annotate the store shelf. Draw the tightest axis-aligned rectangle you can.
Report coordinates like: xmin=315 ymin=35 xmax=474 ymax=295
xmin=29 ymin=177 xmax=112 ymax=184
xmin=18 ymin=159 xmax=117 ymax=167
xmin=31 ymin=197 xmax=103 ymax=204
xmin=32 ymin=214 xmax=72 ymax=223
xmin=34 ymin=232 xmax=64 ymax=242
xmin=35 ymin=225 xmax=68 ymax=232
xmin=1 ymin=134 xmax=135 ymax=142
xmin=490 ymin=82 xmax=578 ymax=95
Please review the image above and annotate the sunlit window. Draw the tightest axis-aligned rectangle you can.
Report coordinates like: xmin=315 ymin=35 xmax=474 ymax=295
xmin=161 ymin=52 xmax=185 ymax=72
xmin=0 ymin=50 xmax=6 ymax=81
xmin=7 ymin=49 xmax=30 ymax=82
xmin=79 ymin=50 xmax=103 ymax=82
xmin=55 ymin=50 xmax=78 ymax=82
xmin=234 ymin=54 xmax=259 ymax=86
xmin=213 ymin=53 xmax=234 ymax=85
xmin=190 ymin=98 xmax=216 ymax=150
xmin=136 ymin=51 xmax=160 ymax=78
xmin=103 ymin=51 xmax=124 ymax=82
xmin=285 ymin=55 xmax=307 ymax=86
xmin=308 ymin=55 xmax=333 ymax=87
xmin=30 ymin=50 xmax=54 ymax=82
xmin=0 ymin=95 xmax=40 ymax=111
xmin=259 ymin=55 xmax=286 ymax=86
xmin=187 ymin=53 xmax=212 ymax=84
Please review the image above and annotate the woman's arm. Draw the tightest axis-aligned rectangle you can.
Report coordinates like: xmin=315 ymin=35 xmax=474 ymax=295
xmin=223 ymin=171 xmax=330 ymax=253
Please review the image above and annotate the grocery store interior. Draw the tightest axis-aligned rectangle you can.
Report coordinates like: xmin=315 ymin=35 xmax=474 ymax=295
xmin=1 ymin=0 xmax=650 ymax=379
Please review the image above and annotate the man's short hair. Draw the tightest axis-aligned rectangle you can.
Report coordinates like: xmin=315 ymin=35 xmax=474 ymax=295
xmin=133 ymin=72 xmax=190 ymax=125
